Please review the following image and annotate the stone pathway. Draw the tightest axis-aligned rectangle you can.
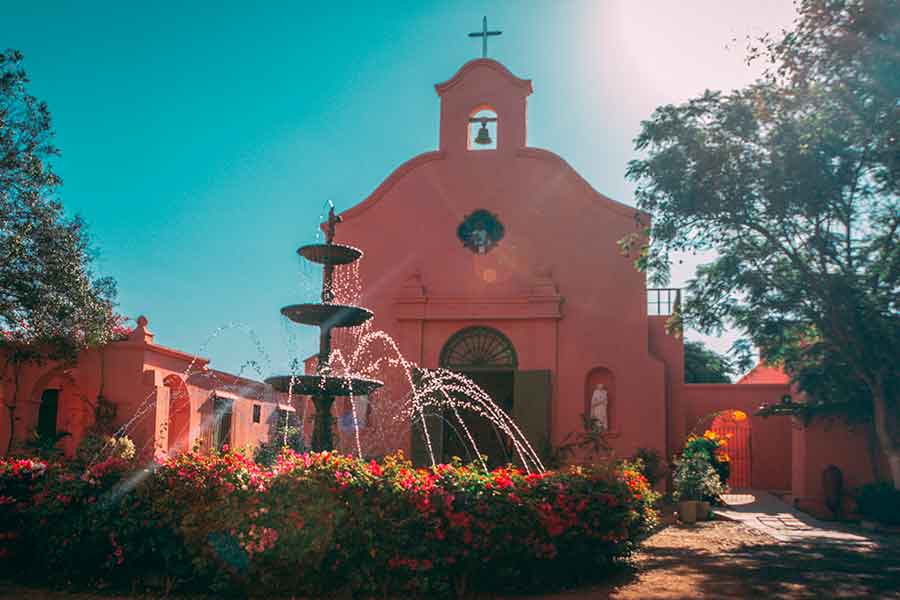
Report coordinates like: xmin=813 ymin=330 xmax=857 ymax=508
xmin=718 ymin=491 xmax=878 ymax=546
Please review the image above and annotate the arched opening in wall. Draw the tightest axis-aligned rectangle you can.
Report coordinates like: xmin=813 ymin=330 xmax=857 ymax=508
xmin=163 ymin=375 xmax=191 ymax=454
xmin=211 ymin=395 xmax=234 ymax=451
xmin=37 ymin=389 xmax=60 ymax=439
xmin=585 ymin=367 xmax=615 ymax=434
xmin=438 ymin=326 xmax=516 ymax=467
xmin=29 ymin=368 xmax=86 ymax=457
xmin=467 ymin=107 xmax=498 ymax=151
xmin=711 ymin=410 xmax=751 ymax=488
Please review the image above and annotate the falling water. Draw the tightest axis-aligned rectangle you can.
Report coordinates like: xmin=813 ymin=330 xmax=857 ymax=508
xmin=108 ymin=206 xmax=546 ymax=475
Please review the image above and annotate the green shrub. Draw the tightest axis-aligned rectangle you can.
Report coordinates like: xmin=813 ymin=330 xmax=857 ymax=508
xmin=673 ymin=456 xmax=725 ymax=502
xmin=856 ymin=482 xmax=900 ymax=525
xmin=631 ymin=447 xmax=667 ymax=488
xmin=682 ymin=431 xmax=730 ymax=487
xmin=253 ymin=409 xmax=305 ymax=467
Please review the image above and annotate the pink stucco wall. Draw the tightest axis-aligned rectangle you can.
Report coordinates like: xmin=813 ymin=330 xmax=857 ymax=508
xmin=0 ymin=317 xmax=284 ymax=459
xmin=647 ymin=316 xmax=685 ymax=457
xmin=792 ymin=418 xmax=889 ymax=518
xmin=679 ymin=383 xmax=793 ymax=490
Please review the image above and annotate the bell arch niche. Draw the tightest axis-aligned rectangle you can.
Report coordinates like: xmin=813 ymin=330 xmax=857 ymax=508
xmin=467 ymin=107 xmax=498 ymax=151
xmin=585 ymin=367 xmax=616 ymax=435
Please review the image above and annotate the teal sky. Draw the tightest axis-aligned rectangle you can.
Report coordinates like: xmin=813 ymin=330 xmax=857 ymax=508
xmin=6 ymin=1 xmax=796 ymax=378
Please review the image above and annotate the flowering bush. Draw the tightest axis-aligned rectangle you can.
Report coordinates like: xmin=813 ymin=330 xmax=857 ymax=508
xmin=0 ymin=458 xmax=47 ymax=516
xmin=1 ymin=450 xmax=658 ymax=597
xmin=683 ymin=430 xmax=730 ymax=487
xmin=0 ymin=458 xmax=48 ymax=531
xmin=672 ymin=456 xmax=726 ymax=502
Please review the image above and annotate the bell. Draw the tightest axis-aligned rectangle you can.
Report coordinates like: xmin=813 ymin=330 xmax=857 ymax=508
xmin=474 ymin=121 xmax=492 ymax=145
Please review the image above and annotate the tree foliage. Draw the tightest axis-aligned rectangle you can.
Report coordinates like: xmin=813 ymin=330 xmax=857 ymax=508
xmin=0 ymin=50 xmax=117 ymax=360
xmin=684 ymin=341 xmax=734 ymax=384
xmin=625 ymin=0 xmax=899 ymax=485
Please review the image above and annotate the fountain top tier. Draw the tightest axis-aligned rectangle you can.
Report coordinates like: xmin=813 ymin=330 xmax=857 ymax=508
xmin=282 ymin=206 xmax=374 ymax=329
xmin=298 ymin=243 xmax=362 ymax=265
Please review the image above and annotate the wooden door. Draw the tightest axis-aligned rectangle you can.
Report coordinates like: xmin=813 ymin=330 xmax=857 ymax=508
xmin=513 ymin=370 xmax=552 ymax=463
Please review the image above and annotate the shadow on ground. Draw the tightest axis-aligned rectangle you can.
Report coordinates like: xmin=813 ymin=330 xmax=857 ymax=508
xmin=514 ymin=521 xmax=900 ymax=600
xmin=2 ymin=522 xmax=899 ymax=599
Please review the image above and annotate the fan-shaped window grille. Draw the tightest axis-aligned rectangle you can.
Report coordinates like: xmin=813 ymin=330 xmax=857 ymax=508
xmin=440 ymin=327 xmax=517 ymax=370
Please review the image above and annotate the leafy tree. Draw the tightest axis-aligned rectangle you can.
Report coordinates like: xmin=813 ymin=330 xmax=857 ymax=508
xmin=684 ymin=341 xmax=734 ymax=383
xmin=625 ymin=1 xmax=900 ymax=486
xmin=1 ymin=50 xmax=118 ymax=450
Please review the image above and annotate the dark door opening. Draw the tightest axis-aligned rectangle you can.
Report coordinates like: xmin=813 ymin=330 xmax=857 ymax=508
xmin=37 ymin=389 xmax=60 ymax=438
xmin=441 ymin=370 xmax=515 ymax=468
xmin=213 ymin=397 xmax=233 ymax=451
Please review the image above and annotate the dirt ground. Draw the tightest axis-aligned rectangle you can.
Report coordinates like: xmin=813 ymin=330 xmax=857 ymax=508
xmin=518 ymin=519 xmax=900 ymax=600
xmin=3 ymin=519 xmax=899 ymax=600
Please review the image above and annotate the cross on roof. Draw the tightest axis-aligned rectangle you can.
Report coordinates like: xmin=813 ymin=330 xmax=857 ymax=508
xmin=468 ymin=16 xmax=502 ymax=58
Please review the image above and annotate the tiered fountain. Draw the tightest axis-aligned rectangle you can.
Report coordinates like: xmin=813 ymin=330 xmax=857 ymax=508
xmin=266 ymin=207 xmax=383 ymax=451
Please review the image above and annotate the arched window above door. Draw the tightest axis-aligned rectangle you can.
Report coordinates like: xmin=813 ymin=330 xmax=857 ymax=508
xmin=440 ymin=326 xmax=517 ymax=370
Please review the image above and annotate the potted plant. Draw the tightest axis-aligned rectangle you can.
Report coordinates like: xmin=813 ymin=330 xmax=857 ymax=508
xmin=673 ymin=456 xmax=725 ymax=523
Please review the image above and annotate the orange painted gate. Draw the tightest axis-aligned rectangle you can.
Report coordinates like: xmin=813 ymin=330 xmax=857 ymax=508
xmin=711 ymin=411 xmax=751 ymax=488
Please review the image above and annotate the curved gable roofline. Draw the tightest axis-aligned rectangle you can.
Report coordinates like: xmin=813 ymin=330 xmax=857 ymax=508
xmin=340 ymin=151 xmax=445 ymax=222
xmin=516 ymin=148 xmax=649 ymax=220
xmin=339 ymin=147 xmax=647 ymax=225
xmin=435 ymin=58 xmax=533 ymax=96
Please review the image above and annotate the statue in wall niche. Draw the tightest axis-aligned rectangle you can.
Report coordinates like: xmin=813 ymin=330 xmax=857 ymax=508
xmin=590 ymin=384 xmax=609 ymax=431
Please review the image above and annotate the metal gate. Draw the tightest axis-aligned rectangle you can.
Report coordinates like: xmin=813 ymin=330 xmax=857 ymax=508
xmin=711 ymin=411 xmax=751 ymax=489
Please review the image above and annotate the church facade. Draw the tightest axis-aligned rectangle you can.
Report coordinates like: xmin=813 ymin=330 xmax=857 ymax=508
xmin=330 ymin=58 xmax=795 ymax=481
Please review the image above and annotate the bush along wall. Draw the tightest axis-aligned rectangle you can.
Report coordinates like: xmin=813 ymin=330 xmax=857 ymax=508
xmin=0 ymin=451 xmax=658 ymax=598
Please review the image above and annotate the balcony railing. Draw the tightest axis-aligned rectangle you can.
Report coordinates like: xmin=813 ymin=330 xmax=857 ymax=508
xmin=647 ymin=288 xmax=681 ymax=316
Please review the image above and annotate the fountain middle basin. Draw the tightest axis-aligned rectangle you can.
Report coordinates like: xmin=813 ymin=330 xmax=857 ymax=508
xmin=266 ymin=374 xmax=383 ymax=397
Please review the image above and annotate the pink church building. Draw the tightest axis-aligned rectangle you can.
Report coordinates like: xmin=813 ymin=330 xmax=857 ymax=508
xmin=1 ymin=57 xmax=886 ymax=518
xmin=324 ymin=58 xmax=887 ymax=514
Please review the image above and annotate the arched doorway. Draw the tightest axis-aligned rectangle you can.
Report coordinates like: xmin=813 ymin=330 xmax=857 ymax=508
xmin=438 ymin=326 xmax=517 ymax=467
xmin=711 ymin=410 xmax=751 ymax=488
xmin=28 ymin=368 xmax=87 ymax=457
xmin=163 ymin=375 xmax=191 ymax=454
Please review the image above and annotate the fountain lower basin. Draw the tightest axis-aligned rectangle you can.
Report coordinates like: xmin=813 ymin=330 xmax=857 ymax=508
xmin=266 ymin=374 xmax=383 ymax=396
